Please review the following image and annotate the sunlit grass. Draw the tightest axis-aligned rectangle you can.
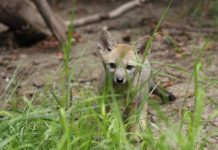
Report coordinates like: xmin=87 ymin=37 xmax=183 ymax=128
xmin=0 ymin=1 xmax=217 ymax=150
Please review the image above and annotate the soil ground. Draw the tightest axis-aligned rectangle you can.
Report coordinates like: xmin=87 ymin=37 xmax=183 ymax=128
xmin=0 ymin=1 xmax=217 ymax=148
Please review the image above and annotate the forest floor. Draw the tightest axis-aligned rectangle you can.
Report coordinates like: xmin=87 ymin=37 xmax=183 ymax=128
xmin=0 ymin=1 xmax=217 ymax=148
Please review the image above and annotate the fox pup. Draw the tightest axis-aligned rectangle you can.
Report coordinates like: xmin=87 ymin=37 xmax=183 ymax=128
xmin=97 ymin=30 xmax=175 ymax=139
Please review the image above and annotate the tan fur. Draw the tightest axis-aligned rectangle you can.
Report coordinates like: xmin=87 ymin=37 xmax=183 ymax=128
xmin=97 ymin=30 xmax=151 ymax=142
xmin=101 ymin=44 xmax=137 ymax=67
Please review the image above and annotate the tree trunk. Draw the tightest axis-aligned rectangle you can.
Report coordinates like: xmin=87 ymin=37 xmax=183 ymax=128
xmin=0 ymin=0 xmax=51 ymax=46
xmin=32 ymin=0 xmax=67 ymax=45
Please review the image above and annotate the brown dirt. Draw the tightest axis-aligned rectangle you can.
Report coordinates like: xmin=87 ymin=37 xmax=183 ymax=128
xmin=0 ymin=1 xmax=217 ymax=148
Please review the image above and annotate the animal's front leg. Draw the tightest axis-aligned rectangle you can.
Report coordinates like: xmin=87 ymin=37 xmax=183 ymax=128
xmin=126 ymin=97 xmax=147 ymax=142
xmin=138 ymin=102 xmax=147 ymax=132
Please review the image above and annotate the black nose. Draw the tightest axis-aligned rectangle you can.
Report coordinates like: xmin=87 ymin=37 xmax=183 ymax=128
xmin=115 ymin=77 xmax=124 ymax=84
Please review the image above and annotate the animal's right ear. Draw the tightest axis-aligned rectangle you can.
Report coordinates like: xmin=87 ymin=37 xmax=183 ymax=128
xmin=97 ymin=30 xmax=117 ymax=52
xmin=135 ymin=36 xmax=150 ymax=54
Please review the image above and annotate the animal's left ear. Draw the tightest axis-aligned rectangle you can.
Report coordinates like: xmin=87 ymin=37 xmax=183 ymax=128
xmin=97 ymin=30 xmax=117 ymax=53
xmin=135 ymin=36 xmax=150 ymax=54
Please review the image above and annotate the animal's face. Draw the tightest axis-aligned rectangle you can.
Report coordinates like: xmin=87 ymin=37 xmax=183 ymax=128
xmin=102 ymin=44 xmax=137 ymax=84
xmin=98 ymin=30 xmax=148 ymax=85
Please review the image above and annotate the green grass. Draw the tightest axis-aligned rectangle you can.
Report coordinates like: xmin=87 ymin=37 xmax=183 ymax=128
xmin=0 ymin=2 xmax=217 ymax=150
xmin=0 ymin=61 xmax=210 ymax=149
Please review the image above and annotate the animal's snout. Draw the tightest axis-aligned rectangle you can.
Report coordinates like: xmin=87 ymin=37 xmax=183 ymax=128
xmin=115 ymin=77 xmax=125 ymax=84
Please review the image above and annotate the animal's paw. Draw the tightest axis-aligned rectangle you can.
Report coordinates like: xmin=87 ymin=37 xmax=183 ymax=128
xmin=129 ymin=132 xmax=143 ymax=143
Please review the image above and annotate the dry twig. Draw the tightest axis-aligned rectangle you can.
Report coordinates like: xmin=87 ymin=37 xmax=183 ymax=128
xmin=65 ymin=0 xmax=148 ymax=27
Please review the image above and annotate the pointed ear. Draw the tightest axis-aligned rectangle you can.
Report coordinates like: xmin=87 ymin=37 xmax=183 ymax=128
xmin=135 ymin=36 xmax=150 ymax=54
xmin=97 ymin=30 xmax=117 ymax=52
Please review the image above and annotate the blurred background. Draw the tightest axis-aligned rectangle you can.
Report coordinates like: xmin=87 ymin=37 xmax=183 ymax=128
xmin=1 ymin=0 xmax=218 ymax=96
xmin=0 ymin=0 xmax=218 ymax=149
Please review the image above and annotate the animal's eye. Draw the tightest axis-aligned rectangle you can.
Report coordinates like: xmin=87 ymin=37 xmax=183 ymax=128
xmin=126 ymin=65 xmax=134 ymax=70
xmin=109 ymin=63 xmax=116 ymax=69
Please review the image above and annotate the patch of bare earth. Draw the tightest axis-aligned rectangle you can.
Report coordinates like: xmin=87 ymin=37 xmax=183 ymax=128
xmin=0 ymin=1 xmax=217 ymax=148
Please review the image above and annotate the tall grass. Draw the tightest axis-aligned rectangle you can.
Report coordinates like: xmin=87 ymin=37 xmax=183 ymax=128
xmin=0 ymin=2 xmax=217 ymax=150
